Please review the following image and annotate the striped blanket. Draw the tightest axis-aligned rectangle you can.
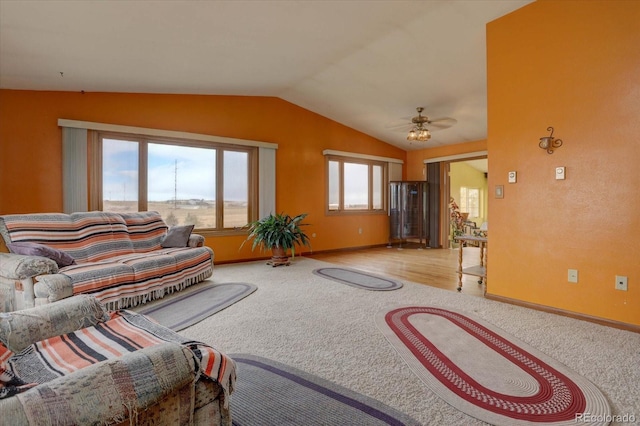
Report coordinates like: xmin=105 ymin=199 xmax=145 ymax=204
xmin=6 ymin=310 xmax=235 ymax=400
xmin=0 ymin=211 xmax=214 ymax=309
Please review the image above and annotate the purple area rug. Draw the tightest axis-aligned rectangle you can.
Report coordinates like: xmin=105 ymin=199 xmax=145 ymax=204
xmin=229 ymin=354 xmax=419 ymax=426
xmin=135 ymin=282 xmax=257 ymax=331
xmin=313 ymin=267 xmax=403 ymax=291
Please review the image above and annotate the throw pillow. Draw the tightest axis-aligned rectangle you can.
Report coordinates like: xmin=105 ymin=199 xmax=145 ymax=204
xmin=7 ymin=242 xmax=76 ymax=268
xmin=161 ymin=225 xmax=195 ymax=248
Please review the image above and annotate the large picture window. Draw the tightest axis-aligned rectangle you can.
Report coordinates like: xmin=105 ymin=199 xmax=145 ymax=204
xmin=96 ymin=133 xmax=256 ymax=232
xmin=326 ymin=155 xmax=387 ymax=214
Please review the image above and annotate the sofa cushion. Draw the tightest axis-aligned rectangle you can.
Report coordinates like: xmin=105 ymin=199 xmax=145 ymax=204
xmin=60 ymin=261 xmax=136 ymax=299
xmin=7 ymin=242 xmax=76 ymax=268
xmin=158 ymin=246 xmax=214 ymax=277
xmin=120 ymin=211 xmax=168 ymax=253
xmin=162 ymin=225 xmax=194 ymax=248
xmin=121 ymin=252 xmax=178 ymax=289
xmin=59 ymin=247 xmax=213 ymax=309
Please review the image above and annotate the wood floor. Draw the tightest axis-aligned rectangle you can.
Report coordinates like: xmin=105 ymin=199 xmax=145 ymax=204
xmin=309 ymin=244 xmax=640 ymax=333
xmin=308 ymin=243 xmax=486 ymax=297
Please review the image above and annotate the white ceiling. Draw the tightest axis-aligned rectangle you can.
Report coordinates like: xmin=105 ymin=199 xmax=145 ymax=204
xmin=461 ymin=159 xmax=488 ymax=174
xmin=0 ymin=0 xmax=531 ymax=151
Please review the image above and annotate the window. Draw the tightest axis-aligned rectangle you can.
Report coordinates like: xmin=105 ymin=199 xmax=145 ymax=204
xmin=96 ymin=133 xmax=256 ymax=232
xmin=459 ymin=187 xmax=480 ymax=218
xmin=326 ymin=155 xmax=387 ymax=214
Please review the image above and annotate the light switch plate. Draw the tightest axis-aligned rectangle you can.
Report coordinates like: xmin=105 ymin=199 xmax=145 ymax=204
xmin=615 ymin=275 xmax=628 ymax=291
xmin=555 ymin=167 xmax=565 ymax=180
xmin=508 ymin=171 xmax=517 ymax=183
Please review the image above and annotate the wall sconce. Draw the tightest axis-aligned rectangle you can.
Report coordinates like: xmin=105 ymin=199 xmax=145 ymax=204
xmin=539 ymin=126 xmax=563 ymax=154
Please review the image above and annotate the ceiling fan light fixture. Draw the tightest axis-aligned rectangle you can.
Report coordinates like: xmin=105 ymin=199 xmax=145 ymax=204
xmin=398 ymin=107 xmax=454 ymax=143
xmin=407 ymin=125 xmax=431 ymax=141
xmin=406 ymin=107 xmax=433 ymax=142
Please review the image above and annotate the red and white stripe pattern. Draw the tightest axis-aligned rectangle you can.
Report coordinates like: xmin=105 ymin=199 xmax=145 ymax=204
xmin=120 ymin=211 xmax=167 ymax=253
xmin=381 ymin=306 xmax=611 ymax=425
xmin=1 ymin=212 xmax=135 ymax=263
xmin=9 ymin=310 xmax=235 ymax=397
xmin=1 ymin=212 xmax=213 ymax=309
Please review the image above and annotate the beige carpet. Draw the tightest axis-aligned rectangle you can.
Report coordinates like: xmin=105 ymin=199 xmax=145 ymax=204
xmin=176 ymin=257 xmax=639 ymax=425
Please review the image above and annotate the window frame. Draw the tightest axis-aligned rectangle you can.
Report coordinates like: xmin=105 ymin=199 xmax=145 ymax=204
xmin=325 ymin=154 xmax=388 ymax=215
xmin=91 ymin=131 xmax=258 ymax=236
xmin=459 ymin=186 xmax=481 ymax=218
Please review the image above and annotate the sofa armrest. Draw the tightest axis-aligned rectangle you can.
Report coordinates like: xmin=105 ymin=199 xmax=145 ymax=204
xmin=0 ymin=343 xmax=196 ymax=425
xmin=33 ymin=274 xmax=73 ymax=303
xmin=188 ymin=233 xmax=205 ymax=247
xmin=0 ymin=295 xmax=109 ymax=353
xmin=0 ymin=253 xmax=58 ymax=280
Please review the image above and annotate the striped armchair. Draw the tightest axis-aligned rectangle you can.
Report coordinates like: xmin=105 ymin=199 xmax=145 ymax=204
xmin=0 ymin=211 xmax=214 ymax=311
xmin=0 ymin=295 xmax=235 ymax=425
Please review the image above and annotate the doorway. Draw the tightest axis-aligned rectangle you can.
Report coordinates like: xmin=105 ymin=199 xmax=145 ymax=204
xmin=424 ymin=153 xmax=488 ymax=248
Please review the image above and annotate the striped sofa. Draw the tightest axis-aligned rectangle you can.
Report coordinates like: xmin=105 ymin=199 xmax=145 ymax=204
xmin=0 ymin=211 xmax=214 ymax=311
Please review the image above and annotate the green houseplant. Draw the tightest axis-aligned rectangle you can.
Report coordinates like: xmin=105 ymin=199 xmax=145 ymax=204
xmin=242 ymin=212 xmax=311 ymax=266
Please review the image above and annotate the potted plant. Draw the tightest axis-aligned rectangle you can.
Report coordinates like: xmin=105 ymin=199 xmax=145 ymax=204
xmin=241 ymin=212 xmax=311 ymax=266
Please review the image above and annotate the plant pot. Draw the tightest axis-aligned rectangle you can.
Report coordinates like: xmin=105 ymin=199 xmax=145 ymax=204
xmin=266 ymin=246 xmax=290 ymax=267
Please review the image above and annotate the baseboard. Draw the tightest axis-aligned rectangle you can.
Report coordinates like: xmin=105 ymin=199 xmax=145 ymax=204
xmin=485 ymin=293 xmax=640 ymax=334
xmin=306 ymin=244 xmax=389 ymax=256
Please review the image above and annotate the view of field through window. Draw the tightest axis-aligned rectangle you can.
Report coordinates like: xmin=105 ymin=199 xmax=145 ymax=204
xmin=103 ymin=138 xmax=249 ymax=229
xmin=328 ymin=158 xmax=385 ymax=211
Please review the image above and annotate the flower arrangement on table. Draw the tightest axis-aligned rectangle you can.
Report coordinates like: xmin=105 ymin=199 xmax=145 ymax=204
xmin=449 ymin=197 xmax=466 ymax=241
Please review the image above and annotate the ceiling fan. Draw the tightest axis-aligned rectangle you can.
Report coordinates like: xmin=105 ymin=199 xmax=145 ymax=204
xmin=387 ymin=107 xmax=457 ymax=141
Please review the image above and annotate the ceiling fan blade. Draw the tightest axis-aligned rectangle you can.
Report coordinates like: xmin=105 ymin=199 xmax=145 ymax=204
xmin=384 ymin=118 xmax=413 ymax=129
xmin=426 ymin=117 xmax=457 ymax=130
xmin=384 ymin=121 xmax=414 ymax=131
xmin=386 ymin=111 xmax=457 ymax=133
xmin=387 ymin=123 xmax=414 ymax=132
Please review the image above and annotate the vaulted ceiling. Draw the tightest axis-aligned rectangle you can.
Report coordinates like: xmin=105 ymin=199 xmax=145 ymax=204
xmin=0 ymin=0 xmax=531 ymax=150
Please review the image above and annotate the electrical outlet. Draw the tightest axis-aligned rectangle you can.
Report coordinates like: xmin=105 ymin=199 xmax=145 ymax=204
xmin=508 ymin=171 xmax=517 ymax=183
xmin=568 ymin=269 xmax=578 ymax=283
xmin=615 ymin=275 xmax=628 ymax=291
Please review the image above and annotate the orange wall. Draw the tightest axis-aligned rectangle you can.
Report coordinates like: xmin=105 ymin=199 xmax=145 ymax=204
xmin=0 ymin=91 xmax=406 ymax=262
xmin=487 ymin=1 xmax=640 ymax=325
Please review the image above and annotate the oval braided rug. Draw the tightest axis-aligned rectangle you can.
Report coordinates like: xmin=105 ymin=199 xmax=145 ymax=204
xmin=313 ymin=267 xmax=403 ymax=291
xmin=135 ymin=282 xmax=257 ymax=331
xmin=229 ymin=354 xmax=420 ymax=426
xmin=376 ymin=306 xmax=611 ymax=426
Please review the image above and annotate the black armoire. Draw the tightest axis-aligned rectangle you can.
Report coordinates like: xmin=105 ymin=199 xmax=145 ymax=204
xmin=388 ymin=181 xmax=428 ymax=248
